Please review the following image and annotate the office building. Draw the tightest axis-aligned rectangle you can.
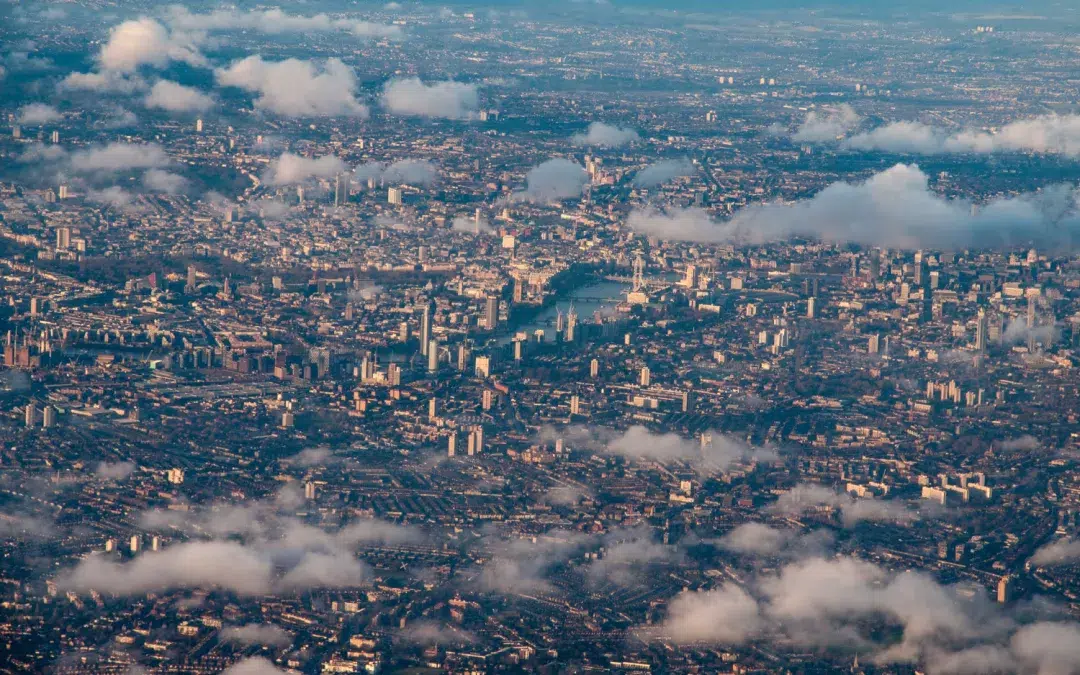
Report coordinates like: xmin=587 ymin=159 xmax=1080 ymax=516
xmin=334 ymin=173 xmax=350 ymax=206
xmin=485 ymin=296 xmax=499 ymax=330
xmin=420 ymin=305 xmax=431 ymax=356
xmin=428 ymin=340 xmax=440 ymax=372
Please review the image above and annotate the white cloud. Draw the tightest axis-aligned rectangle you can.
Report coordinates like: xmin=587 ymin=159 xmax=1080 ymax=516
xmin=17 ymin=143 xmax=67 ymax=164
xmin=57 ymin=541 xmax=275 ymax=595
xmin=98 ymin=18 xmax=205 ymax=73
xmin=142 ymin=169 xmax=189 ymax=194
xmin=844 ymin=114 xmax=1080 ymax=157
xmin=603 ymin=425 xmax=776 ymax=473
xmin=103 ymin=108 xmax=139 ymax=128
xmin=216 ymin=56 xmax=369 ymax=117
xmin=221 ymin=657 xmax=291 ymax=675
xmin=70 ymin=142 xmax=171 ymax=173
xmin=276 ymin=551 xmax=370 ymax=590
xmin=625 ymin=164 xmax=1080 ymax=251
xmin=451 ymin=214 xmax=495 ymax=235
xmin=792 ymin=104 xmax=861 ymax=142
xmin=265 ymin=153 xmax=348 ymax=186
xmin=1030 ymin=538 xmax=1080 ymax=567
xmin=59 ymin=71 xmax=147 ymax=94
xmin=283 ymin=447 xmax=335 ymax=468
xmin=380 ymin=77 xmax=479 ymax=119
xmin=399 ymin=622 xmax=475 ymax=645
xmin=220 ymin=624 xmax=292 ymax=648
xmin=1002 ymin=317 xmax=1057 ymax=347
xmin=717 ymin=523 xmax=796 ymax=556
xmin=513 ymin=158 xmax=588 ymax=202
xmin=164 ymin=7 xmax=404 ymax=40
xmin=86 ymin=186 xmax=136 ymax=208
xmin=640 ymin=554 xmax=1080 ymax=669
xmin=17 ymin=103 xmax=61 ymax=125
xmin=95 ymin=461 xmax=135 ymax=480
xmin=642 ymin=585 xmax=763 ymax=644
xmin=767 ymin=483 xmax=921 ymax=527
xmin=571 ymin=122 xmax=640 ymax=147
xmin=144 ymin=80 xmax=214 ymax=113
xmin=354 ymin=159 xmax=439 ymax=186
xmin=1011 ymin=623 xmax=1080 ymax=675
xmin=588 ymin=528 xmax=680 ymax=586
xmin=59 ymin=494 xmax=420 ymax=597
xmin=633 ymin=158 xmax=696 ymax=188
xmin=477 ymin=530 xmax=590 ymax=595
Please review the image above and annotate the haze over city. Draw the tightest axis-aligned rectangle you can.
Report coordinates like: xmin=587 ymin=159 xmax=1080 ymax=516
xmin=3 ymin=1 xmax=1080 ymax=674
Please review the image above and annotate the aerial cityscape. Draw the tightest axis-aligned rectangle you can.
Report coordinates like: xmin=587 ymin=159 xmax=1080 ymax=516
xmin=4 ymin=0 xmax=1080 ymax=673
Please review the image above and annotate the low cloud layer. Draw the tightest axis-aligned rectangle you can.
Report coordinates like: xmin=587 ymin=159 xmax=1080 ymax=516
xmin=221 ymin=657 xmax=291 ymax=675
xmin=477 ymin=530 xmax=589 ymax=595
xmin=512 ymin=158 xmax=588 ymax=202
xmin=265 ymin=153 xmax=348 ymax=186
xmin=216 ymin=57 xmax=369 ymax=117
xmin=220 ymin=624 xmax=292 ymax=648
xmin=17 ymin=103 xmax=61 ymax=125
xmin=59 ymin=71 xmax=146 ymax=94
xmin=641 ymin=554 xmax=1076 ymax=675
xmin=95 ymin=461 xmax=135 ymax=480
xmin=1030 ymin=538 xmax=1080 ymax=567
xmin=625 ymin=164 xmax=1080 ymax=251
xmin=572 ymin=122 xmax=640 ymax=147
xmin=451 ymin=214 xmax=495 ymax=235
xmin=380 ymin=78 xmax=479 ymax=120
xmin=398 ymin=622 xmax=476 ymax=646
xmin=716 ymin=523 xmax=833 ymax=557
xmin=633 ymin=159 xmax=696 ymax=188
xmin=588 ymin=527 xmax=680 ymax=586
xmin=70 ymin=142 xmax=171 ymax=173
xmin=144 ymin=80 xmax=214 ymax=113
xmin=142 ymin=169 xmax=189 ymax=194
xmin=792 ymin=104 xmax=861 ymax=142
xmin=541 ymin=425 xmax=775 ymax=474
xmin=767 ymin=483 xmax=922 ymax=527
xmin=57 ymin=490 xmax=421 ymax=597
xmin=97 ymin=18 xmax=205 ymax=73
xmin=164 ymin=7 xmax=403 ymax=40
xmin=844 ymin=114 xmax=1080 ymax=157
xmin=354 ymin=159 xmax=439 ymax=186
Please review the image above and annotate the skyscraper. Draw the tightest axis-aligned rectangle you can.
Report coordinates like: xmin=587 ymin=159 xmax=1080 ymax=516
xmin=388 ymin=187 xmax=403 ymax=205
xmin=975 ymin=309 xmax=988 ymax=352
xmin=428 ymin=340 xmax=440 ymax=372
xmin=485 ymin=296 xmax=499 ymax=330
xmin=334 ymin=173 xmax=350 ymax=206
xmin=420 ymin=305 xmax=432 ymax=356
xmin=566 ymin=304 xmax=578 ymax=343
